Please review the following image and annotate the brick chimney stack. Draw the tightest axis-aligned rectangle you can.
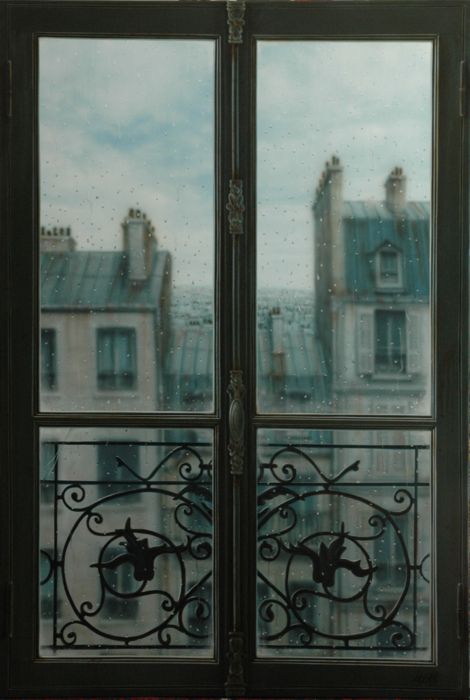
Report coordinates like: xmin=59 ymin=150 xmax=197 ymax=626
xmin=122 ymin=208 xmax=157 ymax=282
xmin=40 ymin=226 xmax=76 ymax=253
xmin=385 ymin=166 xmax=406 ymax=215
xmin=270 ymin=307 xmax=285 ymax=378
xmin=313 ymin=155 xmax=344 ymax=292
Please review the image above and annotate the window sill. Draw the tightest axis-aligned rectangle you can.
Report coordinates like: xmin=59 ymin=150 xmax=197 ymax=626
xmin=366 ymin=372 xmax=414 ymax=381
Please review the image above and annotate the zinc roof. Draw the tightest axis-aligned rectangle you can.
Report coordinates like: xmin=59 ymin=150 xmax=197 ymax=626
xmin=342 ymin=201 xmax=430 ymax=298
xmin=40 ymin=250 xmax=169 ymax=310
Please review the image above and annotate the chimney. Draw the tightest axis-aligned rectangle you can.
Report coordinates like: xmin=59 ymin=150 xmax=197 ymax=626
xmin=122 ymin=208 xmax=157 ymax=282
xmin=313 ymin=155 xmax=344 ymax=293
xmin=313 ymin=155 xmax=343 ymax=213
xmin=40 ymin=226 xmax=76 ymax=253
xmin=385 ymin=167 xmax=406 ymax=215
xmin=270 ymin=307 xmax=285 ymax=378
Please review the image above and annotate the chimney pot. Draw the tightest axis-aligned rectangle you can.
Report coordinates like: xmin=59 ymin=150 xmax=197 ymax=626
xmin=40 ymin=225 xmax=75 ymax=252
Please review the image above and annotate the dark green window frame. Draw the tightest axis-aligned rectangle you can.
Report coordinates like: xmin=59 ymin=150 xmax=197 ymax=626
xmin=0 ymin=1 xmax=468 ymax=698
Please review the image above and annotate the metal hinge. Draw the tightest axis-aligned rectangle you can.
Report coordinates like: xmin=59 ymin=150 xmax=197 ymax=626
xmin=460 ymin=60 xmax=467 ymax=117
xmin=457 ymin=581 xmax=465 ymax=640
xmin=226 ymin=180 xmax=245 ymax=236
xmin=1 ymin=581 xmax=13 ymax=639
xmin=6 ymin=60 xmax=12 ymax=119
xmin=227 ymin=1 xmax=246 ymax=44
xmin=9 ymin=581 xmax=13 ymax=638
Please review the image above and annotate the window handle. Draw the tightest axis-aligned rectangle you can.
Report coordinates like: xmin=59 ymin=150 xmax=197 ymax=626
xmin=228 ymin=369 xmax=245 ymax=476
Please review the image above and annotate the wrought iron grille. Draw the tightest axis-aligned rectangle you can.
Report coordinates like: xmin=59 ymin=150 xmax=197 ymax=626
xmin=39 ymin=440 xmax=213 ymax=653
xmin=257 ymin=441 xmax=431 ymax=658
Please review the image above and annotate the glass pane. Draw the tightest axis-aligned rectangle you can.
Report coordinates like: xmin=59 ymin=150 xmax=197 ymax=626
xmin=39 ymin=427 xmax=214 ymax=657
xmin=39 ymin=38 xmax=215 ymax=412
xmin=257 ymin=41 xmax=432 ymax=415
xmin=257 ymin=429 xmax=432 ymax=660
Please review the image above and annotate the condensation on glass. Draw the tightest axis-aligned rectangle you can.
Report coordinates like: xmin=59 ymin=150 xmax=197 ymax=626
xmin=39 ymin=427 xmax=214 ymax=657
xmin=39 ymin=38 xmax=215 ymax=412
xmin=256 ymin=41 xmax=433 ymax=415
xmin=256 ymin=429 xmax=432 ymax=660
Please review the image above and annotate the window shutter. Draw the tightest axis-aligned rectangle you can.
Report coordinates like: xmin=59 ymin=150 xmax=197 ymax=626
xmin=356 ymin=309 xmax=374 ymax=375
xmin=406 ymin=310 xmax=421 ymax=373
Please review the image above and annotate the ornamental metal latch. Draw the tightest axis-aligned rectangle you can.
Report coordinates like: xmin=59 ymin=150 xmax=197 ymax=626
xmin=226 ymin=180 xmax=245 ymax=236
xmin=227 ymin=1 xmax=246 ymax=44
xmin=227 ymin=369 xmax=245 ymax=476
xmin=226 ymin=631 xmax=245 ymax=695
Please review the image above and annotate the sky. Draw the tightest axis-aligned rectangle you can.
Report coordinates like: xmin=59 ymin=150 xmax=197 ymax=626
xmin=257 ymin=41 xmax=432 ymax=291
xmin=40 ymin=38 xmax=432 ymax=290
xmin=39 ymin=38 xmax=215 ymax=289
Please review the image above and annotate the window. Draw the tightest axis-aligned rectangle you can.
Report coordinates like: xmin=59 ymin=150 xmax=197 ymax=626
xmin=40 ymin=328 xmax=56 ymax=390
xmin=375 ymin=309 xmax=406 ymax=374
xmin=96 ymin=328 xmax=137 ymax=391
xmin=376 ymin=246 xmax=403 ymax=290
xmin=2 ymin=2 xmax=467 ymax=698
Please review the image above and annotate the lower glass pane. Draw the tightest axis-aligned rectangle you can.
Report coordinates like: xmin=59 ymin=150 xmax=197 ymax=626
xmin=39 ymin=427 xmax=214 ymax=657
xmin=257 ymin=429 xmax=432 ymax=660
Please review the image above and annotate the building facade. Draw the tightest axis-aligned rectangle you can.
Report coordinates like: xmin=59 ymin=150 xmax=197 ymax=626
xmin=313 ymin=157 xmax=430 ymax=415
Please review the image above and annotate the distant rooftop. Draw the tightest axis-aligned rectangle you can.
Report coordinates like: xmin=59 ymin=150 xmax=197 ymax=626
xmin=343 ymin=202 xmax=429 ymax=298
xmin=342 ymin=200 xmax=430 ymax=221
xmin=41 ymin=249 xmax=170 ymax=310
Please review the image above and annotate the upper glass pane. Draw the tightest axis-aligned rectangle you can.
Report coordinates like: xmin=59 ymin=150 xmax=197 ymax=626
xmin=256 ymin=41 xmax=432 ymax=415
xmin=39 ymin=38 xmax=215 ymax=412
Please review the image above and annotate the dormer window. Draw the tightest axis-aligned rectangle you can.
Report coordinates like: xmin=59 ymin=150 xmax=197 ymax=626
xmin=376 ymin=244 xmax=403 ymax=290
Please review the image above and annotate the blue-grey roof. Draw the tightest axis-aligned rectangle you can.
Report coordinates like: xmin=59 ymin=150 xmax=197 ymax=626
xmin=41 ymin=250 xmax=169 ymax=310
xmin=342 ymin=201 xmax=430 ymax=221
xmin=257 ymin=308 xmax=329 ymax=410
xmin=164 ymin=321 xmax=214 ymax=411
xmin=342 ymin=201 xmax=430 ymax=298
xmin=163 ymin=293 xmax=329 ymax=411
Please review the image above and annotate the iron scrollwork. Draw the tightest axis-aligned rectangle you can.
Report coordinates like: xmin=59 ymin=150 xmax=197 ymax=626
xmin=40 ymin=441 xmax=213 ymax=652
xmin=257 ymin=443 xmax=431 ymax=655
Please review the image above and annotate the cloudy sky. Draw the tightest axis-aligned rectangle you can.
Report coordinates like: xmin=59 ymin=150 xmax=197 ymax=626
xmin=257 ymin=41 xmax=432 ymax=291
xmin=40 ymin=38 xmax=432 ymax=290
xmin=39 ymin=38 xmax=215 ymax=288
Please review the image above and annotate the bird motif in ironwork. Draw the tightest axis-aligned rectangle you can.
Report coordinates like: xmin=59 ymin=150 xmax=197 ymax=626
xmin=294 ymin=523 xmax=375 ymax=588
xmin=91 ymin=517 xmax=185 ymax=583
